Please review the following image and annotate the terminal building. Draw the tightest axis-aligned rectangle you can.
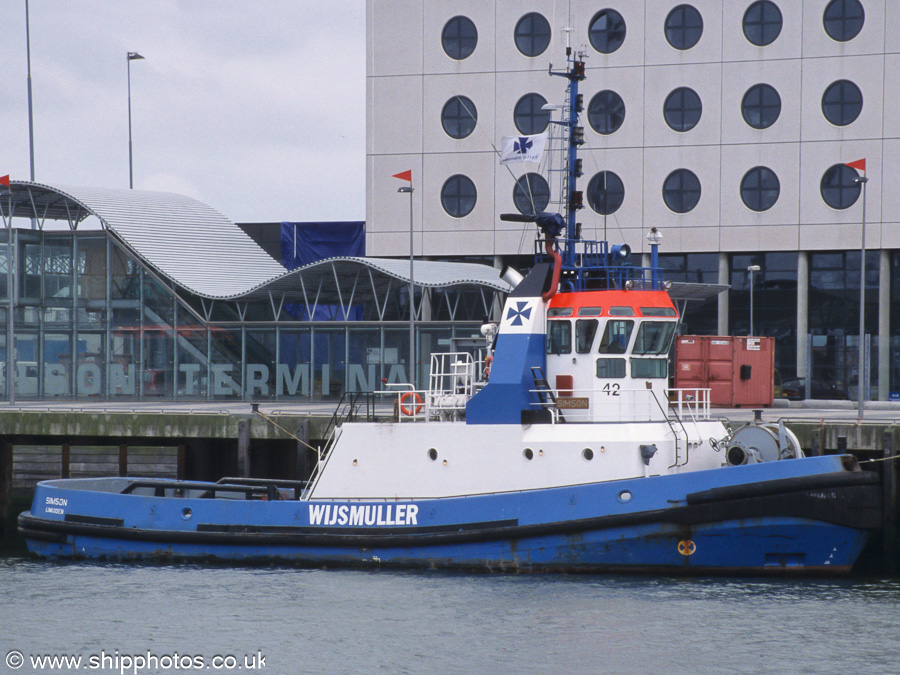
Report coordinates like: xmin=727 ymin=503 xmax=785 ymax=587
xmin=0 ymin=184 xmax=510 ymax=401
xmin=366 ymin=0 xmax=899 ymax=399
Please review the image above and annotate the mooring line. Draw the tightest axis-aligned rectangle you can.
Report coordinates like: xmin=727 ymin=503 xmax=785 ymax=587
xmin=859 ymin=454 xmax=900 ymax=464
xmin=252 ymin=409 xmax=319 ymax=453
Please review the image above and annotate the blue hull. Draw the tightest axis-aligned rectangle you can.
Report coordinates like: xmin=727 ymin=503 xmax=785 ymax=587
xmin=19 ymin=456 xmax=880 ymax=575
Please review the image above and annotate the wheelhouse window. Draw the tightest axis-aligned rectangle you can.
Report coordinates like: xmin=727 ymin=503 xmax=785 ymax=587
xmin=640 ymin=307 xmax=677 ymax=317
xmin=575 ymin=319 xmax=599 ymax=354
xmin=547 ymin=320 xmax=572 ymax=354
xmin=596 ymin=358 xmax=626 ymax=378
xmin=631 ymin=358 xmax=668 ymax=379
xmin=598 ymin=319 xmax=633 ymax=354
xmin=632 ymin=321 xmax=676 ymax=355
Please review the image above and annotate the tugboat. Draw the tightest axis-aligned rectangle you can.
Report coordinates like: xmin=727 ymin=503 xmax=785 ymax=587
xmin=19 ymin=50 xmax=881 ymax=574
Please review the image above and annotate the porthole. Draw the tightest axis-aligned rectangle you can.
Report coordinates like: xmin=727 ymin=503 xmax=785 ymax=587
xmin=665 ymin=5 xmax=703 ymax=51
xmin=515 ymin=12 xmax=551 ymax=57
xmin=586 ymin=171 xmax=625 ymax=216
xmin=589 ymin=9 xmax=626 ymax=54
xmin=822 ymin=80 xmax=862 ymax=127
xmin=617 ymin=490 xmax=633 ymax=503
xmin=513 ymin=173 xmax=551 ymax=215
xmin=820 ymin=163 xmax=861 ymax=210
xmin=442 ymin=16 xmax=478 ymax=60
xmin=588 ymin=90 xmax=626 ymax=135
xmin=741 ymin=84 xmax=781 ymax=130
xmin=523 ymin=448 xmax=534 ymax=460
xmin=514 ymin=93 xmax=551 ymax=135
xmin=583 ymin=448 xmax=594 ymax=461
xmin=441 ymin=96 xmax=477 ymax=139
xmin=663 ymin=169 xmax=701 ymax=214
xmin=740 ymin=166 xmax=780 ymax=212
xmin=181 ymin=507 xmax=192 ymax=520
xmin=743 ymin=1 xmax=782 ymax=46
xmin=428 ymin=448 xmax=438 ymax=461
xmin=664 ymin=87 xmax=702 ymax=132
xmin=441 ymin=174 xmax=477 ymax=218
xmin=823 ymin=0 xmax=864 ymax=43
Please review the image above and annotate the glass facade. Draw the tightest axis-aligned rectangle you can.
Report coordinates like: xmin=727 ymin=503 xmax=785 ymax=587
xmin=0 ymin=228 xmax=489 ymax=401
xmin=659 ymin=253 xmax=718 ymax=337
xmin=730 ymin=252 xmax=798 ymax=377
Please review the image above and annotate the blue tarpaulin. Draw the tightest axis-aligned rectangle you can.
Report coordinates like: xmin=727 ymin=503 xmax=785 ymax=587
xmin=280 ymin=221 xmax=365 ymax=270
xmin=280 ymin=221 xmax=366 ymax=321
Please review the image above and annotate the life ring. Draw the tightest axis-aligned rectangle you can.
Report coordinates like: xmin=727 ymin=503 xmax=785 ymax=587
xmin=399 ymin=391 xmax=423 ymax=416
xmin=484 ymin=354 xmax=493 ymax=379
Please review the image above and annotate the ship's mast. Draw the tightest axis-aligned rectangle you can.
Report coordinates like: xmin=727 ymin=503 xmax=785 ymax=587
xmin=549 ymin=48 xmax=585 ymax=269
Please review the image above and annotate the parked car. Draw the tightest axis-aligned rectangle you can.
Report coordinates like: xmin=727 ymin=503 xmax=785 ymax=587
xmin=781 ymin=377 xmax=849 ymax=401
xmin=774 ymin=369 xmax=783 ymax=399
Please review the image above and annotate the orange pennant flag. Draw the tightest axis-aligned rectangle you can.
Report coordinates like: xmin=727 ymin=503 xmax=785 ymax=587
xmin=0 ymin=175 xmax=9 ymax=188
xmin=392 ymin=170 xmax=412 ymax=182
xmin=845 ymin=158 xmax=866 ymax=172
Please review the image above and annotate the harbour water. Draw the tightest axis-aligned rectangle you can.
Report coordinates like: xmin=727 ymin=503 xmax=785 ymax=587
xmin=2 ymin=556 xmax=899 ymax=674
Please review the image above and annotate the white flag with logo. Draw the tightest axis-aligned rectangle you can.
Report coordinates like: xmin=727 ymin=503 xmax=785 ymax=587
xmin=500 ymin=132 xmax=548 ymax=165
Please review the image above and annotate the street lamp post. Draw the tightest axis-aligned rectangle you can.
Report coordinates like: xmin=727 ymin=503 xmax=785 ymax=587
xmin=127 ymin=52 xmax=145 ymax=189
xmin=26 ymin=0 xmax=35 ymax=184
xmin=855 ymin=172 xmax=869 ymax=419
xmin=747 ymin=265 xmax=760 ymax=336
xmin=398 ymin=185 xmax=415 ymax=386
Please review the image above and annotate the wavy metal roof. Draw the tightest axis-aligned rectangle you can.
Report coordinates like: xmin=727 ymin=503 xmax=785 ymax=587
xmin=0 ymin=182 xmax=512 ymax=301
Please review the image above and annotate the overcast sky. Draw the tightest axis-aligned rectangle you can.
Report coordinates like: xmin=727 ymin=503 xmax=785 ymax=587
xmin=0 ymin=1 xmax=366 ymax=223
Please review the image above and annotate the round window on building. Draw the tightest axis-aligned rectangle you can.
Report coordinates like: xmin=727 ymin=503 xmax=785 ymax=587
xmin=743 ymin=1 xmax=783 ymax=46
xmin=515 ymin=12 xmax=551 ymax=57
xmin=665 ymin=5 xmax=703 ymax=50
xmin=663 ymin=169 xmax=701 ymax=214
xmin=589 ymin=9 xmax=626 ymax=54
xmin=441 ymin=174 xmax=477 ymax=217
xmin=442 ymin=16 xmax=478 ymax=60
xmin=822 ymin=80 xmax=862 ymax=126
xmin=514 ymin=93 xmax=551 ymax=135
xmin=740 ymin=166 xmax=780 ymax=212
xmin=441 ymin=96 xmax=477 ymax=139
xmin=588 ymin=90 xmax=626 ymax=135
xmin=820 ymin=164 xmax=862 ymax=210
xmin=741 ymin=83 xmax=781 ymax=130
xmin=586 ymin=171 xmax=625 ymax=215
xmin=823 ymin=0 xmax=864 ymax=42
xmin=513 ymin=173 xmax=551 ymax=215
xmin=664 ymin=87 xmax=702 ymax=132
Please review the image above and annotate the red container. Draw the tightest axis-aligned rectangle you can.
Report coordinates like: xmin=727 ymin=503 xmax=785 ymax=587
xmin=674 ymin=335 xmax=775 ymax=408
